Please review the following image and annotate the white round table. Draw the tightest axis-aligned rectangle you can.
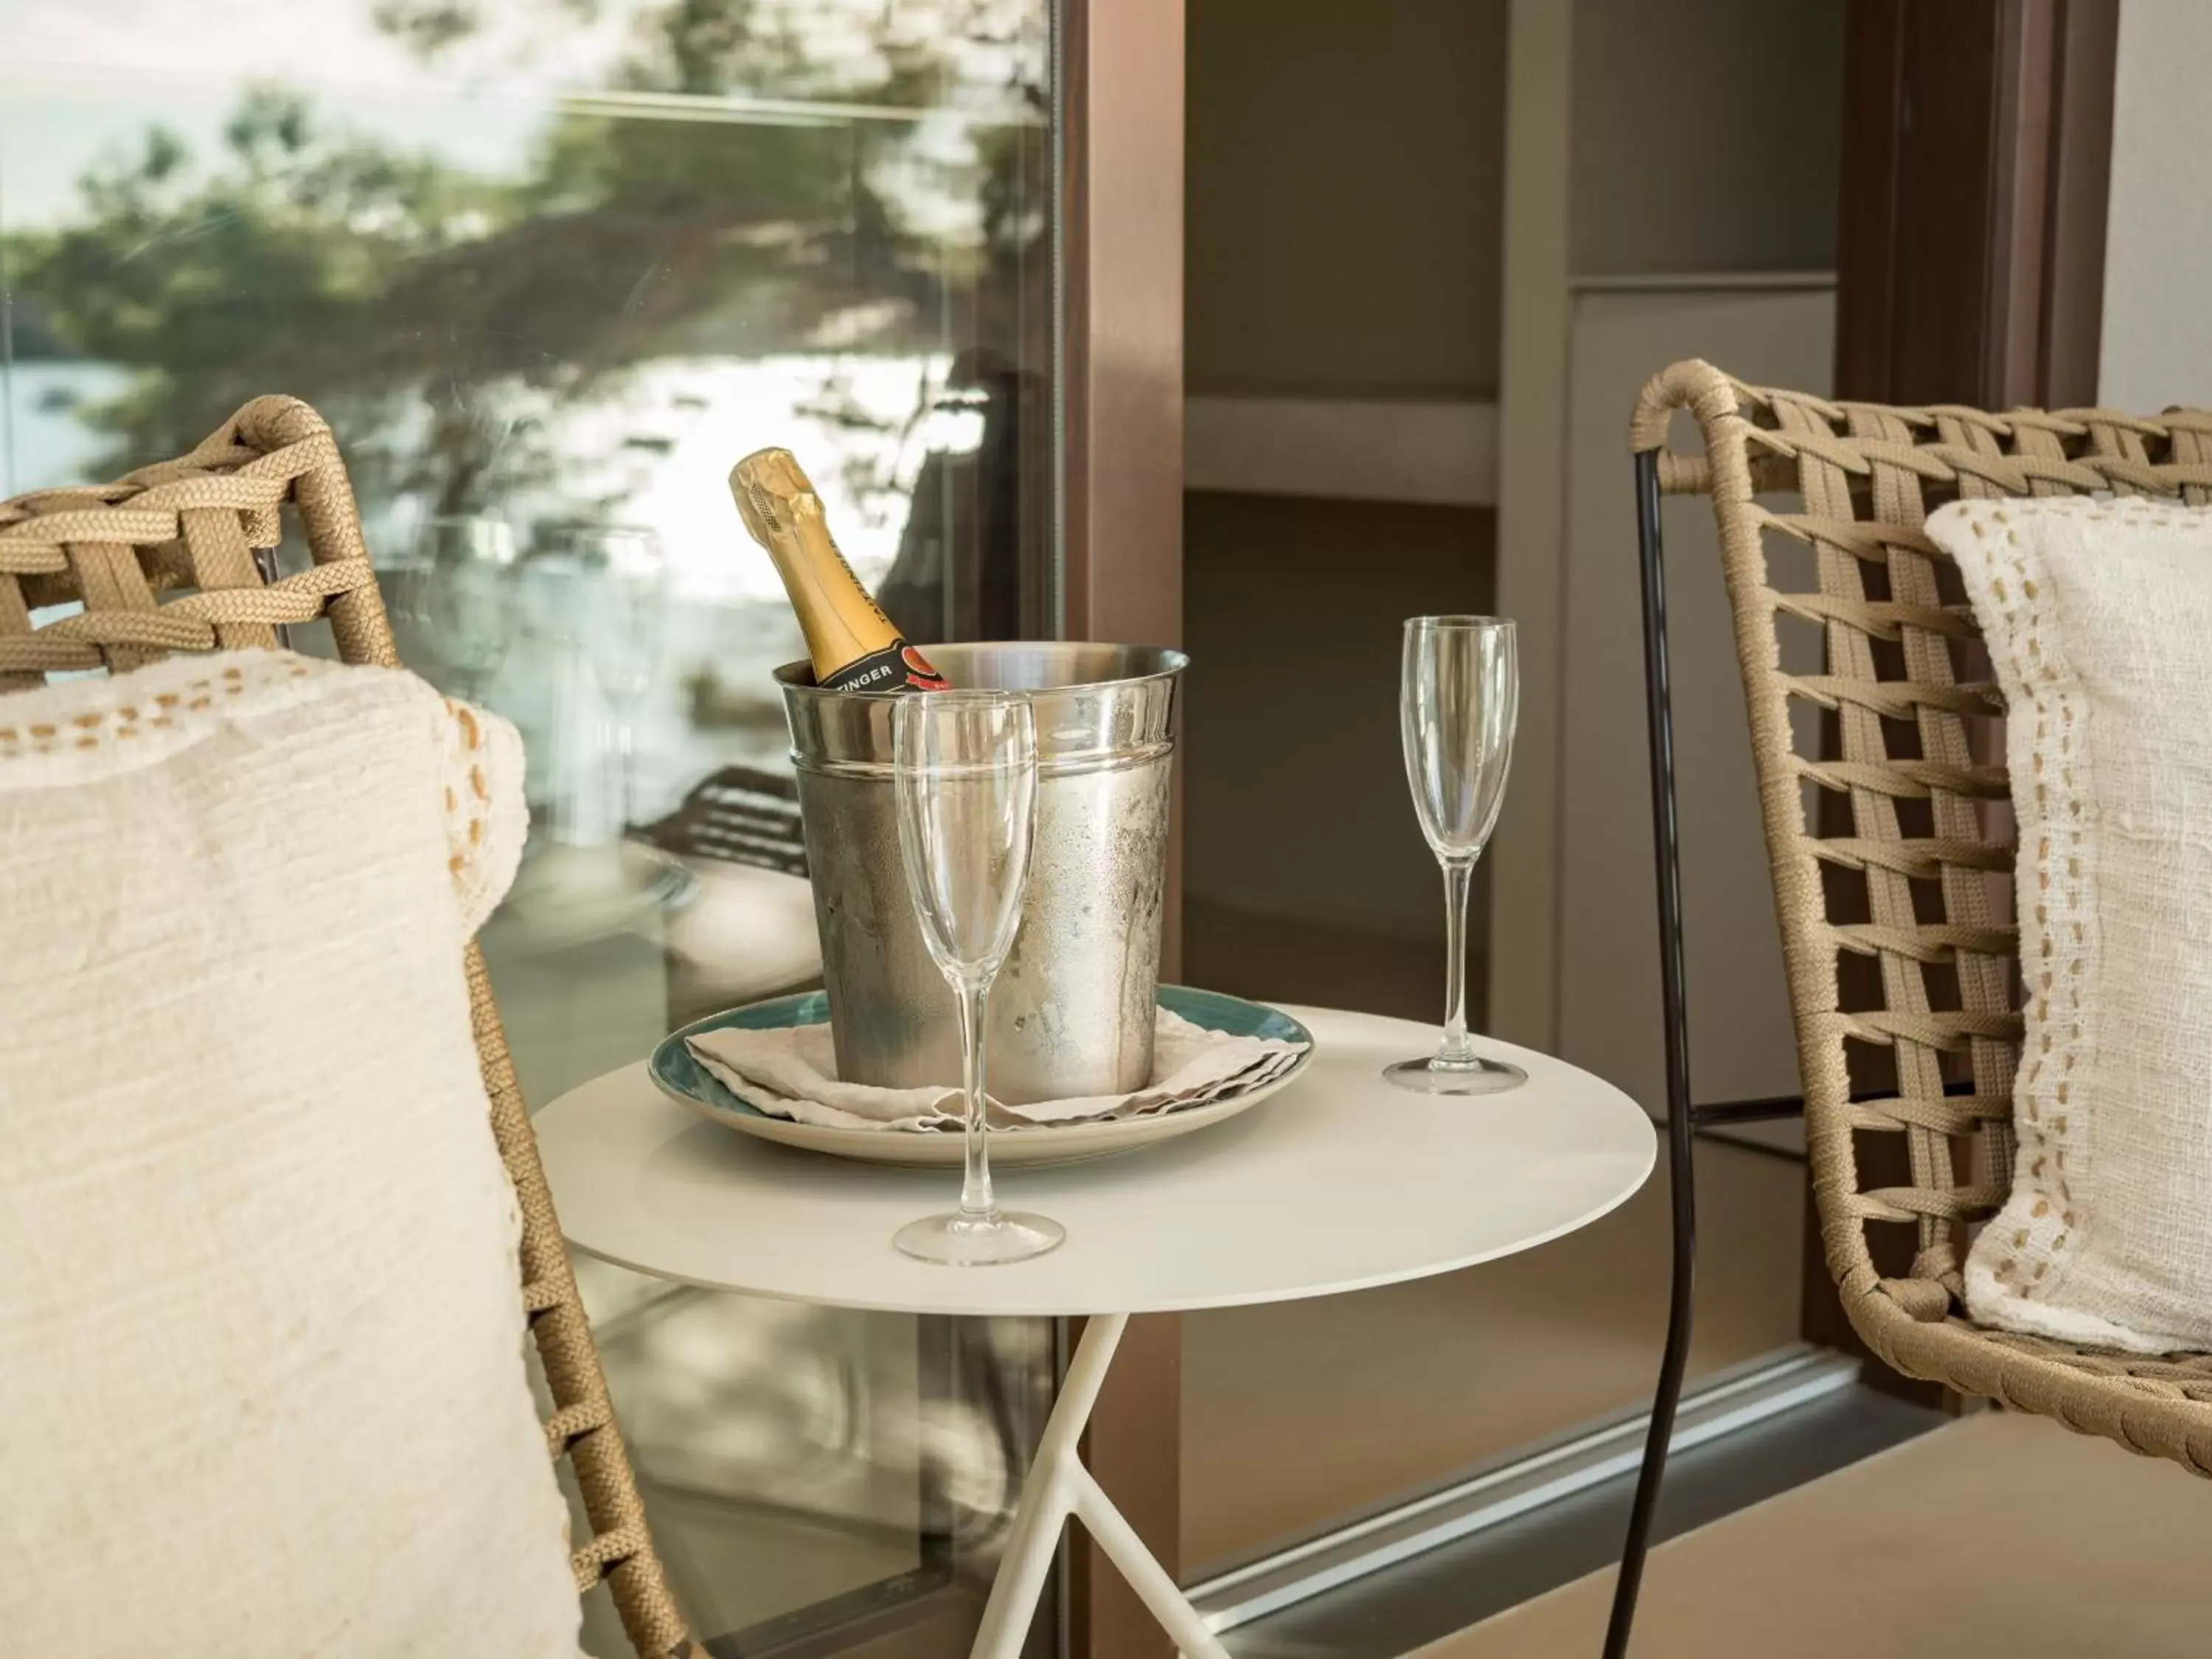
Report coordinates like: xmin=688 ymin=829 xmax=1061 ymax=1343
xmin=537 ymin=1005 xmax=1654 ymax=1659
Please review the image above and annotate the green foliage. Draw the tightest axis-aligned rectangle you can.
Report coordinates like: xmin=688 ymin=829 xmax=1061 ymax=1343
xmin=14 ymin=86 xmax=491 ymax=489
xmin=7 ymin=0 xmax=1043 ymax=515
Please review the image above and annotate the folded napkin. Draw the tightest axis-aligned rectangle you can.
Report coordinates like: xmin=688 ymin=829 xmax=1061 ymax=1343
xmin=686 ymin=1008 xmax=1309 ymax=1133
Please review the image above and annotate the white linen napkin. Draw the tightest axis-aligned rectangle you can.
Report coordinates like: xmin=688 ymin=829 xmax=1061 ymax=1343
xmin=685 ymin=1008 xmax=1308 ymax=1133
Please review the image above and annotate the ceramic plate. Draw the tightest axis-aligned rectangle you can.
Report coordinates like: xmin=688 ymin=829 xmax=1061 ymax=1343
xmin=648 ymin=985 xmax=1314 ymax=1168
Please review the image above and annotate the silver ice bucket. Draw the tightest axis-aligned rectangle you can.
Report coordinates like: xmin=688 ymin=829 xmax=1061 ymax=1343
xmin=779 ymin=641 xmax=1185 ymax=1104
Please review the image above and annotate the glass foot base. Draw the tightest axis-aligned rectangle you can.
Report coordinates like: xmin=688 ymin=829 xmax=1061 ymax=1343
xmin=1384 ymin=1054 xmax=1528 ymax=1096
xmin=895 ymin=1209 xmax=1065 ymax=1267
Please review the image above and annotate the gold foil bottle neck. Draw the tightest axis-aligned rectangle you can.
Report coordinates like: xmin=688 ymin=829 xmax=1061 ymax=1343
xmin=729 ymin=445 xmax=947 ymax=691
xmin=730 ymin=447 xmax=811 ymax=544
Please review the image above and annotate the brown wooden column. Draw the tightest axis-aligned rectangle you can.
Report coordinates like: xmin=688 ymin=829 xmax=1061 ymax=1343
xmin=1836 ymin=0 xmax=2115 ymax=411
xmin=1818 ymin=0 xmax=2117 ymax=1394
xmin=1059 ymin=3 xmax=1185 ymax=1657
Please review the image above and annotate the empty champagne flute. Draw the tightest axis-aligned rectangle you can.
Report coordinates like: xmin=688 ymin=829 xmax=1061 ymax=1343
xmin=1388 ymin=616 xmax=1525 ymax=1094
xmin=539 ymin=525 xmax=667 ymax=829
xmin=892 ymin=689 xmax=1062 ymax=1265
xmin=415 ymin=515 xmax=518 ymax=703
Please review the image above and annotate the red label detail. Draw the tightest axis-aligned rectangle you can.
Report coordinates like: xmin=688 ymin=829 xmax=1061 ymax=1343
xmin=901 ymin=644 xmax=950 ymax=689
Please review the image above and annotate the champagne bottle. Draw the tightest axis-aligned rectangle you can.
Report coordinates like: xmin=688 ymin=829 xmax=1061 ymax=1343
xmin=731 ymin=448 xmax=950 ymax=692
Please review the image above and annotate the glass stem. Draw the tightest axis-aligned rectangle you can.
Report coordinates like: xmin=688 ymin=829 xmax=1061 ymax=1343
xmin=615 ymin=714 xmax=636 ymax=830
xmin=956 ymin=976 xmax=999 ymax=1222
xmin=1437 ymin=856 xmax=1478 ymax=1068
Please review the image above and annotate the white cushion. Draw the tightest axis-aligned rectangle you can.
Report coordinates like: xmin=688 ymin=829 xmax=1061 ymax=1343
xmin=1931 ymin=495 xmax=2212 ymax=1353
xmin=0 ymin=650 xmax=578 ymax=1654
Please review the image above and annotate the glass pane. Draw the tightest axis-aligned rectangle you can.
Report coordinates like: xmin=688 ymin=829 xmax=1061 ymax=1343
xmin=1 ymin=1 xmax=1058 ymax=1651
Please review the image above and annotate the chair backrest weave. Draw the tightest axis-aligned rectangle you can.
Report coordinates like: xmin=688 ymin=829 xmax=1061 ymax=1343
xmin=1629 ymin=359 xmax=2212 ymax=1326
xmin=0 ymin=396 xmax=696 ymax=1659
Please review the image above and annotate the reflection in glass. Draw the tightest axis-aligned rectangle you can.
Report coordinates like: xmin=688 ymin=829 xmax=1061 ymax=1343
xmin=538 ymin=524 xmax=667 ymax=830
xmin=506 ymin=535 xmax=692 ymax=943
xmin=1 ymin=0 xmax=1057 ymax=1646
xmin=389 ymin=515 xmax=518 ymax=703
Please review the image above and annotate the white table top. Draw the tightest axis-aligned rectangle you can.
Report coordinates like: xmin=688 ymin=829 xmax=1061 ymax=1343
xmin=535 ymin=1005 xmax=1655 ymax=1319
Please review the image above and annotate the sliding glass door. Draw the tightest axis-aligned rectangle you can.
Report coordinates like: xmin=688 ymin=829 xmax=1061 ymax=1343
xmin=1 ymin=2 xmax=1079 ymax=1652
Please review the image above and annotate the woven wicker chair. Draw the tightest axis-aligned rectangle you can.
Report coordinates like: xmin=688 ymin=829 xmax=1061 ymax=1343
xmin=1602 ymin=360 xmax=2212 ymax=1656
xmin=0 ymin=395 xmax=700 ymax=1659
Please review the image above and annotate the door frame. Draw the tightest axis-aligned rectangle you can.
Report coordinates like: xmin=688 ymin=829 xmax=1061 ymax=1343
xmin=1057 ymin=4 xmax=1186 ymax=1659
xmin=1835 ymin=0 xmax=2116 ymax=411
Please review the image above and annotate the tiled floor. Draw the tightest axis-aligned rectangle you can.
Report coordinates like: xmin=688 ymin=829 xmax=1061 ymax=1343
xmin=1180 ymin=1135 xmax=1805 ymax=1569
xmin=1414 ymin=1408 xmax=2208 ymax=1659
xmin=1222 ymin=1380 xmax=1942 ymax=1658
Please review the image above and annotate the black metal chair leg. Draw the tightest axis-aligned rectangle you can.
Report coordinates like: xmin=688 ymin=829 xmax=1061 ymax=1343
xmin=1603 ymin=450 xmax=1698 ymax=1659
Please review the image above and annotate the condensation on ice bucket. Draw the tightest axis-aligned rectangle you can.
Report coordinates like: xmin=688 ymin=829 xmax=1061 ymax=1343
xmin=779 ymin=641 xmax=1185 ymax=1105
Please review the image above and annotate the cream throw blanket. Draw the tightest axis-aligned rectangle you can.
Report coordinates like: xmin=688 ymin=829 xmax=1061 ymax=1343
xmin=0 ymin=651 xmax=580 ymax=1655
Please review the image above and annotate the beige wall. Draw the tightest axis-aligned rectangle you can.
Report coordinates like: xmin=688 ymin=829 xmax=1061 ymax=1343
xmin=1186 ymin=0 xmax=1506 ymax=399
xmin=1183 ymin=0 xmax=1509 ymax=992
xmin=2101 ymin=0 xmax=2212 ymax=408
xmin=1557 ymin=286 xmax=1832 ymax=1125
xmin=1183 ymin=492 xmax=1496 ymax=945
xmin=1570 ymin=0 xmax=1843 ymax=277
xmin=1175 ymin=0 xmax=1840 ymax=1570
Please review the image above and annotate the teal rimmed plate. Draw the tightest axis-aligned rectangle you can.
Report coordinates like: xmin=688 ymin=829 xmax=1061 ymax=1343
xmin=649 ymin=985 xmax=1313 ymax=1168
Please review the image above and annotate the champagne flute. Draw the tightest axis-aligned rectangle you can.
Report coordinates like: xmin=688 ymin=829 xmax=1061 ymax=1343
xmin=416 ymin=515 xmax=518 ymax=703
xmin=540 ymin=525 xmax=667 ymax=828
xmin=514 ymin=538 xmax=613 ymax=851
xmin=1388 ymin=616 xmax=1526 ymax=1094
xmin=891 ymin=689 xmax=1062 ymax=1266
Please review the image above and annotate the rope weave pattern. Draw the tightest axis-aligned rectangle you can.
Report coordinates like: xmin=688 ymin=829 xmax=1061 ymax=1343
xmin=1632 ymin=361 xmax=2212 ymax=1473
xmin=0 ymin=398 xmax=699 ymax=1656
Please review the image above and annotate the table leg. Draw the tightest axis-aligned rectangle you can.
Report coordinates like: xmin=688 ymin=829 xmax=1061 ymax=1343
xmin=968 ymin=1312 xmax=1226 ymax=1659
